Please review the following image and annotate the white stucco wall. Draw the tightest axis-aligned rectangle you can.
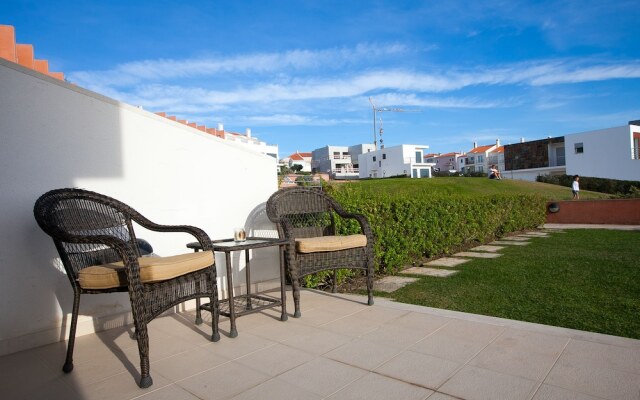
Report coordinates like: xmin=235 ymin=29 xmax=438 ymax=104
xmin=0 ymin=60 xmax=280 ymax=355
xmin=359 ymin=145 xmax=432 ymax=178
xmin=565 ymin=125 xmax=640 ymax=181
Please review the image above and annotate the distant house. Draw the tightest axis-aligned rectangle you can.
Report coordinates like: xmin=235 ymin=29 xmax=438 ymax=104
xmin=564 ymin=121 xmax=640 ymax=181
xmin=487 ymin=146 xmax=505 ymax=174
xmin=358 ymin=145 xmax=435 ymax=179
xmin=424 ymin=152 xmax=466 ymax=173
xmin=463 ymin=140 xmax=500 ymax=174
xmin=282 ymin=151 xmax=313 ymax=172
xmin=311 ymin=144 xmax=375 ymax=179
xmin=503 ymin=136 xmax=566 ymax=180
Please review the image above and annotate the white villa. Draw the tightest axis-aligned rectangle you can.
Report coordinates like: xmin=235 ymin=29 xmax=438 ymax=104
xmin=311 ymin=144 xmax=375 ymax=179
xmin=358 ymin=145 xmax=435 ymax=179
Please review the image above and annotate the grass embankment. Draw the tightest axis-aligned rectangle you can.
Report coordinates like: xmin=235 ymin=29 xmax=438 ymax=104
xmin=386 ymin=229 xmax=640 ymax=339
xmin=337 ymin=177 xmax=610 ymax=200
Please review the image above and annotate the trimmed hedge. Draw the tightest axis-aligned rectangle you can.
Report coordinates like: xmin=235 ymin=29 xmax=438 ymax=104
xmin=303 ymin=184 xmax=546 ymax=288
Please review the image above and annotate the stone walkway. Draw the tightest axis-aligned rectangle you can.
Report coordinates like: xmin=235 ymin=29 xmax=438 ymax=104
xmin=376 ymin=230 xmax=556 ymax=293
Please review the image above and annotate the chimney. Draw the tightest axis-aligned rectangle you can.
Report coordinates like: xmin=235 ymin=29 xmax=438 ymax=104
xmin=520 ymin=137 xmax=525 ymax=143
xmin=0 ymin=25 xmax=16 ymax=62
xmin=496 ymin=138 xmax=501 ymax=147
xmin=217 ymin=123 xmax=224 ymax=131
xmin=473 ymin=141 xmax=477 ymax=149
xmin=246 ymin=128 xmax=251 ymax=138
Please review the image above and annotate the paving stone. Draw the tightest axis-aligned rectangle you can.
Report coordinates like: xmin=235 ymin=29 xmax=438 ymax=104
xmin=520 ymin=233 xmax=549 ymax=238
xmin=470 ymin=245 xmax=504 ymax=252
xmin=401 ymin=267 xmax=459 ymax=277
xmin=424 ymin=258 xmax=470 ymax=268
xmin=498 ymin=236 xmax=530 ymax=241
xmin=453 ymin=252 xmax=502 ymax=259
xmin=374 ymin=276 xmax=418 ymax=292
xmin=524 ymin=232 xmax=550 ymax=236
xmin=490 ymin=240 xmax=530 ymax=246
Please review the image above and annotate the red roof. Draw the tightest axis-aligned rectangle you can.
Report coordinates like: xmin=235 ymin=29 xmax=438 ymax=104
xmin=491 ymin=146 xmax=505 ymax=153
xmin=438 ymin=152 xmax=460 ymax=157
xmin=468 ymin=145 xmax=494 ymax=154
xmin=289 ymin=152 xmax=312 ymax=160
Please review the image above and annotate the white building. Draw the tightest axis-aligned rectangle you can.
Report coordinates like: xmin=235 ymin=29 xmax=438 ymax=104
xmin=358 ymin=145 xmax=435 ymax=179
xmin=0 ymin=57 xmax=282 ymax=356
xmin=311 ymin=143 xmax=375 ymax=179
xmin=487 ymin=146 xmax=505 ymax=174
xmin=282 ymin=151 xmax=313 ymax=172
xmin=222 ymin=127 xmax=279 ymax=160
xmin=462 ymin=140 xmax=500 ymax=174
xmin=564 ymin=122 xmax=640 ymax=181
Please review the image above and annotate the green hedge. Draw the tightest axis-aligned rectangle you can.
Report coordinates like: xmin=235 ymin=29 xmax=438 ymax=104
xmin=313 ymin=185 xmax=546 ymax=285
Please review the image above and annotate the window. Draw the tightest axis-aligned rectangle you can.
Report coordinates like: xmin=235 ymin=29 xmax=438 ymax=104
xmin=415 ymin=151 xmax=422 ymax=163
xmin=477 ymin=155 xmax=484 ymax=162
xmin=633 ymin=135 xmax=640 ymax=159
xmin=575 ymin=142 xmax=584 ymax=154
xmin=379 ymin=161 xmax=381 ymax=167
xmin=382 ymin=153 xmax=386 ymax=160
xmin=419 ymin=169 xmax=430 ymax=178
xmin=373 ymin=156 xmax=376 ymax=162
xmin=468 ymin=156 xmax=475 ymax=163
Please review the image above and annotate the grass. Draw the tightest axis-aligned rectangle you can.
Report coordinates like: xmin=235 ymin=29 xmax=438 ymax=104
xmin=380 ymin=229 xmax=640 ymax=339
xmin=330 ymin=177 xmax=610 ymax=200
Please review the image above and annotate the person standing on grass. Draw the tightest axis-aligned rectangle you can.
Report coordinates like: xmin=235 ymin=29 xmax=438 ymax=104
xmin=572 ymin=175 xmax=580 ymax=200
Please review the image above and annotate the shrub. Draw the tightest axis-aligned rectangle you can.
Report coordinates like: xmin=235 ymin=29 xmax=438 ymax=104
xmin=304 ymin=183 xmax=546 ymax=289
xmin=536 ymin=174 xmax=640 ymax=197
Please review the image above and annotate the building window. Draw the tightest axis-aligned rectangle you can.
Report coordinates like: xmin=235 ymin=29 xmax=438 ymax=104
xmin=468 ymin=156 xmax=475 ymax=163
xmin=379 ymin=161 xmax=381 ymax=167
xmin=382 ymin=153 xmax=386 ymax=160
xmin=575 ymin=143 xmax=584 ymax=154
xmin=373 ymin=156 xmax=376 ymax=162
xmin=633 ymin=136 xmax=639 ymax=159
xmin=415 ymin=151 xmax=422 ymax=163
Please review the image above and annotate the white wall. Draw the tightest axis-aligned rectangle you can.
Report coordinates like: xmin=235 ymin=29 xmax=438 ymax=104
xmin=358 ymin=145 xmax=432 ymax=178
xmin=502 ymin=166 xmax=566 ymax=181
xmin=565 ymin=125 xmax=640 ymax=181
xmin=0 ymin=60 xmax=280 ymax=355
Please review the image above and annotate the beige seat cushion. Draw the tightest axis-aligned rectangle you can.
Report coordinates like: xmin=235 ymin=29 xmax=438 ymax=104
xmin=78 ymin=251 xmax=214 ymax=290
xmin=295 ymin=234 xmax=367 ymax=253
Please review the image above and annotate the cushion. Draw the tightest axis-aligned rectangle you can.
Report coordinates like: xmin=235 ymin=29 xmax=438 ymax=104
xmin=78 ymin=251 xmax=214 ymax=289
xmin=295 ymin=235 xmax=367 ymax=253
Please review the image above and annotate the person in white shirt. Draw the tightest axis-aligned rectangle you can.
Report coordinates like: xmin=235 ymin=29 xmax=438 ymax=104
xmin=572 ymin=175 xmax=580 ymax=200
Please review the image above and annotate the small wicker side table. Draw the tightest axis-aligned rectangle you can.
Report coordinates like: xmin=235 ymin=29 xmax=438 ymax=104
xmin=187 ymin=237 xmax=289 ymax=338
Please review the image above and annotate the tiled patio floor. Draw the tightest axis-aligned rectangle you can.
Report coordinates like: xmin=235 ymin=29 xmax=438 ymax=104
xmin=2 ymin=289 xmax=639 ymax=400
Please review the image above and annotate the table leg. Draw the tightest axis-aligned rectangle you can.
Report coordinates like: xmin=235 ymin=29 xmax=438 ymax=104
xmin=279 ymin=244 xmax=288 ymax=321
xmin=225 ymin=251 xmax=238 ymax=338
xmin=245 ymin=249 xmax=252 ymax=310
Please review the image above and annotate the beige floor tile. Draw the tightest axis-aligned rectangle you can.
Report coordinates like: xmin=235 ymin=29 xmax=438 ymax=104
xmin=135 ymin=383 xmax=202 ymax=400
xmin=152 ymin=345 xmax=231 ymax=382
xmin=532 ymin=384 xmax=603 ymax=400
xmin=324 ymin=338 xmax=403 ymax=370
xmin=320 ymin=314 xmax=386 ymax=337
xmin=427 ymin=393 xmax=462 ymax=400
xmin=229 ymin=377 xmax=323 ymax=400
xmin=282 ymin=326 xmax=354 ymax=355
xmin=289 ymin=306 xmax=356 ymax=326
xmin=205 ymin=331 xmax=277 ymax=360
xmin=469 ymin=328 xmax=569 ymax=380
xmin=410 ymin=319 xmax=503 ymax=363
xmin=177 ymin=361 xmax=271 ymax=400
xmin=361 ymin=322 xmax=437 ymax=348
xmin=439 ymin=365 xmax=538 ymax=400
xmin=559 ymin=339 xmax=640 ymax=374
xmin=327 ymin=372 xmax=433 ymax=400
xmin=59 ymin=350 xmax=132 ymax=386
xmin=278 ymin=357 xmax=368 ymax=397
xmin=234 ymin=343 xmax=315 ymax=377
xmin=352 ymin=305 xmax=409 ymax=324
xmin=73 ymin=370 xmax=173 ymax=400
xmin=375 ymin=350 xmax=461 ymax=389
xmin=544 ymin=356 xmax=640 ymax=400
xmin=249 ymin=318 xmax=319 ymax=341
xmin=393 ymin=311 xmax=450 ymax=333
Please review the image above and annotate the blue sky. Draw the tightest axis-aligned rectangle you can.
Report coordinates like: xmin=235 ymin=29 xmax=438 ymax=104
xmin=3 ymin=0 xmax=640 ymax=157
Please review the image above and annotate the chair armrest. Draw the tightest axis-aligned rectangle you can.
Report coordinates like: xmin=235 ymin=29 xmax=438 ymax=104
xmin=129 ymin=214 xmax=214 ymax=252
xmin=342 ymin=213 xmax=373 ymax=243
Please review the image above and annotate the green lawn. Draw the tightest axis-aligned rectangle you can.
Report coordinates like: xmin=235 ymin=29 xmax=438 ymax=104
xmin=381 ymin=229 xmax=640 ymax=339
xmin=332 ymin=177 xmax=610 ymax=200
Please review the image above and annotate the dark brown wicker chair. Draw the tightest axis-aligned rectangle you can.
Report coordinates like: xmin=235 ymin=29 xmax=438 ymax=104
xmin=33 ymin=188 xmax=220 ymax=388
xmin=266 ymin=187 xmax=374 ymax=317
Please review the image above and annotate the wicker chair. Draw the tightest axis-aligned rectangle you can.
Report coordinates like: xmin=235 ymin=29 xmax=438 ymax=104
xmin=266 ymin=187 xmax=374 ymax=317
xmin=33 ymin=188 xmax=220 ymax=388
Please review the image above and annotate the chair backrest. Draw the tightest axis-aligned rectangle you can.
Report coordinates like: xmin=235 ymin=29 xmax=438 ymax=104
xmin=34 ymin=188 xmax=141 ymax=282
xmin=266 ymin=187 xmax=338 ymax=239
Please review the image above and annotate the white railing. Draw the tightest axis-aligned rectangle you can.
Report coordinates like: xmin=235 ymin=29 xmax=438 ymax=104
xmin=335 ymin=168 xmax=359 ymax=175
xmin=330 ymin=154 xmax=352 ymax=160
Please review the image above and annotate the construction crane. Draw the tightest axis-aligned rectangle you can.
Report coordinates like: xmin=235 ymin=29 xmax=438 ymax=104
xmin=368 ymin=97 xmax=420 ymax=150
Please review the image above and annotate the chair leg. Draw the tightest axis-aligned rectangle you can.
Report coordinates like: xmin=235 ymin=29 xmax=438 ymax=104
xmin=134 ymin=320 xmax=153 ymax=388
xmin=367 ymin=263 xmax=374 ymax=306
xmin=195 ymin=297 xmax=203 ymax=325
xmin=292 ymin=277 xmax=302 ymax=318
xmin=332 ymin=270 xmax=337 ymax=293
xmin=63 ymin=291 xmax=81 ymax=373
xmin=210 ymin=288 xmax=220 ymax=342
